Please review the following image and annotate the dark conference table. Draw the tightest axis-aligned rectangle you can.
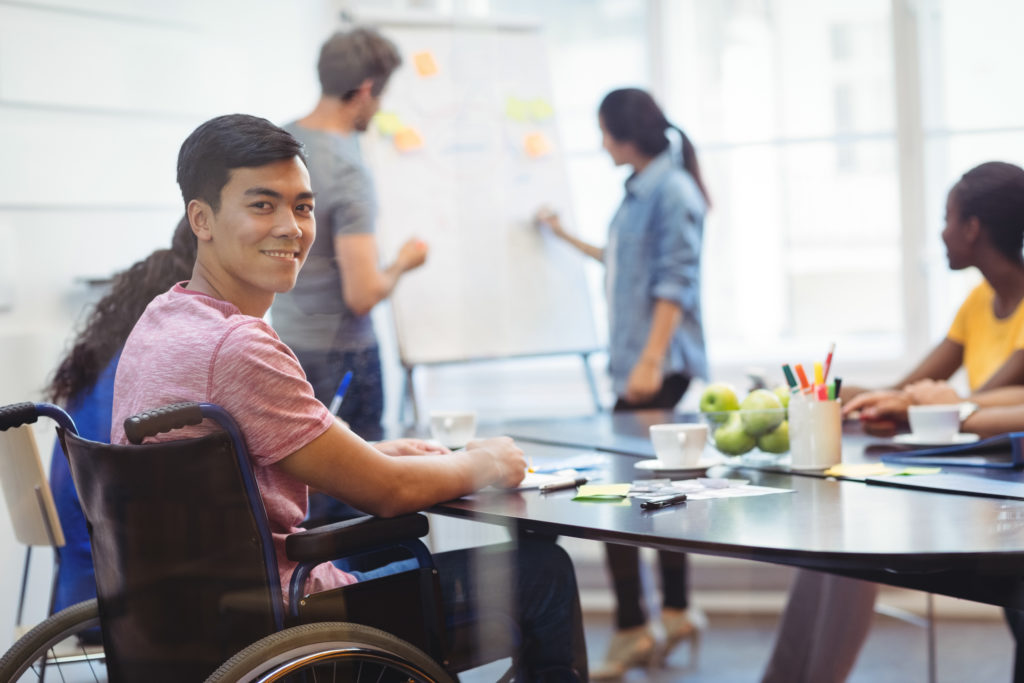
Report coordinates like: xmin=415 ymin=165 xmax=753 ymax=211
xmin=428 ymin=411 xmax=1024 ymax=610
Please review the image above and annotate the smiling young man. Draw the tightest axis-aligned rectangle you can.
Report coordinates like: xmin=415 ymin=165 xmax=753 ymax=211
xmin=110 ymin=114 xmax=587 ymax=681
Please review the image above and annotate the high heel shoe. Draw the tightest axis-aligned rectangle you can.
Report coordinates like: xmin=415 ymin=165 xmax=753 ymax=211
xmin=659 ymin=606 xmax=706 ymax=668
xmin=590 ymin=624 xmax=659 ymax=681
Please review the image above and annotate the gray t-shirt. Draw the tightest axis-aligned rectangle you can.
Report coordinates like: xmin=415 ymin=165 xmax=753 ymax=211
xmin=270 ymin=123 xmax=378 ymax=352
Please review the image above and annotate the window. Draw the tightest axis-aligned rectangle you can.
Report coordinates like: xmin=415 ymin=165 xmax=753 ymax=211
xmin=660 ymin=0 xmax=901 ymax=369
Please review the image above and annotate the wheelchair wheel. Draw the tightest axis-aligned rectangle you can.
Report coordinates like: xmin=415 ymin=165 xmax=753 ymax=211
xmin=207 ymin=621 xmax=455 ymax=683
xmin=0 ymin=599 xmax=105 ymax=682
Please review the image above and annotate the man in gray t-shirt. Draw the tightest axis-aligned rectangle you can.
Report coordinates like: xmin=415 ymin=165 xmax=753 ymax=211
xmin=272 ymin=27 xmax=426 ymax=459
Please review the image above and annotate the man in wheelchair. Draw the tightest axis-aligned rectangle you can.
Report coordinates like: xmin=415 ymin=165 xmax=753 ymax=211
xmin=108 ymin=113 xmax=587 ymax=681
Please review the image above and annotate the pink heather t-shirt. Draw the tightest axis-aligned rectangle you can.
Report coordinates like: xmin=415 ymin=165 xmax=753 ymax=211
xmin=111 ymin=283 xmax=356 ymax=600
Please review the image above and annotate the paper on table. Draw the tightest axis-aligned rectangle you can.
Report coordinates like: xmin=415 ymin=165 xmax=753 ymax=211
xmin=530 ymin=452 xmax=607 ymax=474
xmin=516 ymin=471 xmax=577 ymax=490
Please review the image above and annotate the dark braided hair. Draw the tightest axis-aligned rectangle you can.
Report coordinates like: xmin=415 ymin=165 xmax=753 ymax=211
xmin=952 ymin=161 xmax=1024 ymax=262
xmin=46 ymin=216 xmax=197 ymax=404
xmin=598 ymin=88 xmax=711 ymax=207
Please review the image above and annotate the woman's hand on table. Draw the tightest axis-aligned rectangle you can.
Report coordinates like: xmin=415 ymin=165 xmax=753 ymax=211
xmin=842 ymin=389 xmax=912 ymax=436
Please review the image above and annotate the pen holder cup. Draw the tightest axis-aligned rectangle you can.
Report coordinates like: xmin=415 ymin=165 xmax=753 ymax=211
xmin=788 ymin=396 xmax=842 ymax=470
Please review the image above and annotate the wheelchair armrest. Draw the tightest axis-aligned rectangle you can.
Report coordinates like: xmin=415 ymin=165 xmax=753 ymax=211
xmin=286 ymin=513 xmax=430 ymax=563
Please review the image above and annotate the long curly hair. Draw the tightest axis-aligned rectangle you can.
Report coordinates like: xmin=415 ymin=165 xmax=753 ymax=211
xmin=47 ymin=216 xmax=197 ymax=405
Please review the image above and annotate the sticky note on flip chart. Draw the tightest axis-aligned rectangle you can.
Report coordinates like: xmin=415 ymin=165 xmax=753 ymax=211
xmin=413 ymin=51 xmax=439 ymax=77
xmin=394 ymin=127 xmax=424 ymax=153
xmin=374 ymin=111 xmax=404 ymax=136
xmin=529 ymin=98 xmax=554 ymax=120
xmin=524 ymin=132 xmax=552 ymax=159
xmin=506 ymin=96 xmax=528 ymax=122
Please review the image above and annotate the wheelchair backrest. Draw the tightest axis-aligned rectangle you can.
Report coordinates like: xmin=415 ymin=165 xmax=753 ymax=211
xmin=60 ymin=428 xmax=282 ymax=683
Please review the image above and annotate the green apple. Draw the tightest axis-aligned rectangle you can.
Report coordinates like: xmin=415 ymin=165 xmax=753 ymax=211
xmin=700 ymin=382 xmax=740 ymax=422
xmin=757 ymin=420 xmax=789 ymax=453
xmin=773 ymin=385 xmax=791 ymax=410
xmin=713 ymin=413 xmax=756 ymax=456
xmin=739 ymin=389 xmax=785 ymax=436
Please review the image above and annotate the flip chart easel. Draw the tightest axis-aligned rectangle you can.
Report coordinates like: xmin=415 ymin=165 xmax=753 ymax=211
xmin=357 ymin=13 xmax=603 ymax=422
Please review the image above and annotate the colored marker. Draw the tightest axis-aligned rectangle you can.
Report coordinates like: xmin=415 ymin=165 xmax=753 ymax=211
xmin=328 ymin=370 xmax=354 ymax=416
xmin=794 ymin=364 xmax=811 ymax=394
xmin=782 ymin=364 xmax=798 ymax=391
xmin=813 ymin=361 xmax=824 ymax=386
xmin=823 ymin=342 xmax=836 ymax=382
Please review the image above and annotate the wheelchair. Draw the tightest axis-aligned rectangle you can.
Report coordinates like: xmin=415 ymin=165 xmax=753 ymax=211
xmin=0 ymin=400 xmax=519 ymax=682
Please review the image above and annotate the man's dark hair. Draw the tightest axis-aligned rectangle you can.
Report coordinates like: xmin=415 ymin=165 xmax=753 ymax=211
xmin=318 ymin=27 xmax=402 ymax=100
xmin=176 ymin=114 xmax=305 ymax=212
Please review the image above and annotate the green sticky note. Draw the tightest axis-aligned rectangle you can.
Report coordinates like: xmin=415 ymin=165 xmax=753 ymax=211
xmin=529 ymin=98 xmax=554 ymax=120
xmin=506 ymin=96 xmax=528 ymax=122
xmin=894 ymin=467 xmax=943 ymax=476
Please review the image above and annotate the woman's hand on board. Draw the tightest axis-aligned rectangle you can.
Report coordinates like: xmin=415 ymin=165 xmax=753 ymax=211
xmin=534 ymin=207 xmax=567 ymax=239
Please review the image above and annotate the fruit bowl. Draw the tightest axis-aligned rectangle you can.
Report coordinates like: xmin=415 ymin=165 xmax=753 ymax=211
xmin=700 ymin=409 xmax=789 ymax=457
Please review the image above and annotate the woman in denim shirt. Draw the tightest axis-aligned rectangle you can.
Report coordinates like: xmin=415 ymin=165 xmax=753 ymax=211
xmin=537 ymin=88 xmax=711 ymax=680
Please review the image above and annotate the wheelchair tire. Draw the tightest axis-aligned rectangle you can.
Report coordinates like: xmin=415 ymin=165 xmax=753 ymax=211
xmin=0 ymin=599 xmax=104 ymax=681
xmin=206 ymin=621 xmax=455 ymax=683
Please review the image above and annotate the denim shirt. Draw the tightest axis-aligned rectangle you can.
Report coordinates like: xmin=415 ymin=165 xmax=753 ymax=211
xmin=605 ymin=149 xmax=708 ymax=397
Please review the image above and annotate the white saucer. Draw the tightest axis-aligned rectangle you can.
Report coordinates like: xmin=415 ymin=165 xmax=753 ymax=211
xmin=635 ymin=457 xmax=722 ymax=475
xmin=892 ymin=432 xmax=980 ymax=447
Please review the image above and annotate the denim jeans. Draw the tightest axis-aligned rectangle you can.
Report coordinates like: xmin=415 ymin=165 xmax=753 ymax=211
xmin=341 ymin=538 xmax=587 ymax=681
xmin=292 ymin=345 xmax=384 ymax=441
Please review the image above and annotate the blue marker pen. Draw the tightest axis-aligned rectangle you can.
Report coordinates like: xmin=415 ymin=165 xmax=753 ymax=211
xmin=328 ymin=370 xmax=353 ymax=416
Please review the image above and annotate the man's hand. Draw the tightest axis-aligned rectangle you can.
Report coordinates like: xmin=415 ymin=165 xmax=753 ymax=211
xmin=375 ymin=438 xmax=450 ymax=457
xmin=904 ymin=378 xmax=962 ymax=405
xmin=465 ymin=436 xmax=526 ymax=489
xmin=625 ymin=357 xmax=662 ymax=404
xmin=396 ymin=237 xmax=428 ymax=273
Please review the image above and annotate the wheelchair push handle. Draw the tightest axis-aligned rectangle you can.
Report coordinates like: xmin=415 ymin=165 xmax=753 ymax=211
xmin=0 ymin=402 xmax=40 ymax=431
xmin=0 ymin=402 xmax=77 ymax=434
xmin=124 ymin=401 xmax=204 ymax=444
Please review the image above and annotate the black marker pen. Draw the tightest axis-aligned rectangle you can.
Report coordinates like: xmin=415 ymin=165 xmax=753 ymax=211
xmin=640 ymin=493 xmax=688 ymax=510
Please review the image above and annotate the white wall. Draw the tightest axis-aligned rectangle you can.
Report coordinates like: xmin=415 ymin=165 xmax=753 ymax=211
xmin=0 ymin=0 xmax=343 ymax=646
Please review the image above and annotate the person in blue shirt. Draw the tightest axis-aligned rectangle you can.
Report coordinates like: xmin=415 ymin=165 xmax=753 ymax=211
xmin=536 ymin=87 xmax=711 ymax=680
xmin=44 ymin=217 xmax=197 ymax=631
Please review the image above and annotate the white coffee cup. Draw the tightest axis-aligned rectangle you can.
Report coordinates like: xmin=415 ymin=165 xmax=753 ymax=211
xmin=649 ymin=423 xmax=708 ymax=468
xmin=907 ymin=404 xmax=961 ymax=441
xmin=788 ymin=395 xmax=842 ymax=470
xmin=429 ymin=410 xmax=477 ymax=448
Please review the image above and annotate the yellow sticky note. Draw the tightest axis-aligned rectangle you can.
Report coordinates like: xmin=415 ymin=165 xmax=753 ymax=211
xmin=577 ymin=484 xmax=631 ymax=497
xmin=506 ymin=96 xmax=528 ymax=122
xmin=823 ymin=463 xmax=893 ymax=478
xmin=529 ymin=98 xmax=554 ymax=121
xmin=394 ymin=127 xmax=424 ymax=153
xmin=524 ymin=132 xmax=552 ymax=159
xmin=413 ymin=51 xmax=439 ymax=77
xmin=374 ymin=111 xmax=404 ymax=136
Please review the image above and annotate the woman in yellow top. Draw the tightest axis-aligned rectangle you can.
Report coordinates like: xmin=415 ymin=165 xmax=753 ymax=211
xmin=763 ymin=160 xmax=1024 ymax=683
xmin=843 ymin=160 xmax=1024 ymax=433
